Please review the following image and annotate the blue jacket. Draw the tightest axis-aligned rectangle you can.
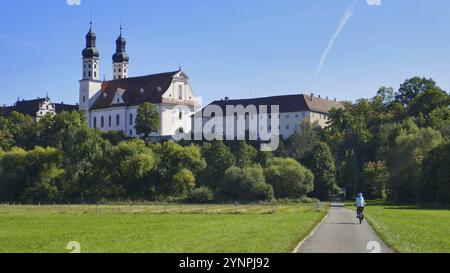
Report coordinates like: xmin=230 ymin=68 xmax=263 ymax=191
xmin=356 ymin=196 xmax=365 ymax=207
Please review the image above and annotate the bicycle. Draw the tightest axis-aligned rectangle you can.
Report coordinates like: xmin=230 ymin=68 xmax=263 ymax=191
xmin=357 ymin=207 xmax=365 ymax=224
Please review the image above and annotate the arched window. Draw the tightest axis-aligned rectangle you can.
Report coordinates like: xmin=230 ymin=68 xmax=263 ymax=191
xmin=101 ymin=116 xmax=104 ymax=128
xmin=129 ymin=113 xmax=133 ymax=125
xmin=93 ymin=117 xmax=97 ymax=128
xmin=116 ymin=114 xmax=120 ymax=126
xmin=179 ymin=111 xmax=183 ymax=120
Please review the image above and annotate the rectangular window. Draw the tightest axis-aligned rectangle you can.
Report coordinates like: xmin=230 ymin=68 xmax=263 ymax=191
xmin=130 ymin=113 xmax=133 ymax=125
xmin=179 ymin=85 xmax=183 ymax=100
xmin=109 ymin=116 xmax=112 ymax=127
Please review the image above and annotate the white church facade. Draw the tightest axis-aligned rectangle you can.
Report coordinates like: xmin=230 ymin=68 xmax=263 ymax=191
xmin=78 ymin=23 xmax=200 ymax=137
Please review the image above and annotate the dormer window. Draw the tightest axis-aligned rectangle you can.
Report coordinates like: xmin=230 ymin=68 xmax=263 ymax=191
xmin=117 ymin=98 xmax=120 ymax=103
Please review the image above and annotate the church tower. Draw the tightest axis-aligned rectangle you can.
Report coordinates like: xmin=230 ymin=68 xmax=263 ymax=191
xmin=79 ymin=21 xmax=102 ymax=119
xmin=112 ymin=25 xmax=129 ymax=80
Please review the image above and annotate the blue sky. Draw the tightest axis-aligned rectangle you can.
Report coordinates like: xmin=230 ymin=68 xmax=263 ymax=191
xmin=1 ymin=0 xmax=449 ymax=106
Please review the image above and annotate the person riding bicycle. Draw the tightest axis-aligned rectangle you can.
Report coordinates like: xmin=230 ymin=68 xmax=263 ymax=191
xmin=356 ymin=193 xmax=365 ymax=219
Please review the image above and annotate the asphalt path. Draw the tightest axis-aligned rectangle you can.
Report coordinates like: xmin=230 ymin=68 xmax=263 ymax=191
xmin=297 ymin=203 xmax=394 ymax=253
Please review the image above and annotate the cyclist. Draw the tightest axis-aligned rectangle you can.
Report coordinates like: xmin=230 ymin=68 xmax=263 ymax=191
xmin=356 ymin=193 xmax=365 ymax=219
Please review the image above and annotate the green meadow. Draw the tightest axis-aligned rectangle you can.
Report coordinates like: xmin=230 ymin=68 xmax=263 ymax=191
xmin=348 ymin=202 xmax=450 ymax=253
xmin=0 ymin=203 xmax=327 ymax=253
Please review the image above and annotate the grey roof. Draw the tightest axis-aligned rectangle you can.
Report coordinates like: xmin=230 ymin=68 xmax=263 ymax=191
xmin=199 ymin=94 xmax=344 ymax=115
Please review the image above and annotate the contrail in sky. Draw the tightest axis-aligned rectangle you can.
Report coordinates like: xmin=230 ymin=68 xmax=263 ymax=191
xmin=315 ymin=0 xmax=357 ymax=79
xmin=0 ymin=34 xmax=34 ymax=48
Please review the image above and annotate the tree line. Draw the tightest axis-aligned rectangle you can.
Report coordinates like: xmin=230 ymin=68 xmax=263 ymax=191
xmin=0 ymin=109 xmax=316 ymax=203
xmin=276 ymin=76 xmax=449 ymax=204
xmin=0 ymin=76 xmax=449 ymax=204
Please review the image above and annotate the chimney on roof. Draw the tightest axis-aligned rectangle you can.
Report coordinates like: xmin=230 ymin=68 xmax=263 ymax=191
xmin=334 ymin=98 xmax=337 ymax=102
xmin=224 ymin=97 xmax=229 ymax=101
xmin=310 ymin=93 xmax=314 ymax=101
xmin=326 ymin=96 xmax=329 ymax=100
xmin=318 ymin=95 xmax=321 ymax=98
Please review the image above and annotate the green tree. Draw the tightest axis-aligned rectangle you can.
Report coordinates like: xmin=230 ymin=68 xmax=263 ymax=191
xmin=264 ymin=158 xmax=314 ymax=199
xmin=0 ymin=116 xmax=14 ymax=151
xmin=200 ymin=140 xmax=235 ymax=190
xmin=428 ymin=107 xmax=450 ymax=132
xmin=219 ymin=166 xmax=274 ymax=201
xmin=287 ymin=121 xmax=321 ymax=161
xmin=229 ymin=141 xmax=257 ymax=168
xmin=151 ymin=141 xmax=206 ymax=197
xmin=396 ymin=77 xmax=439 ymax=106
xmin=173 ymin=168 xmax=196 ymax=195
xmin=408 ymin=88 xmax=450 ymax=121
xmin=386 ymin=120 xmax=443 ymax=202
xmin=109 ymin=140 xmax=157 ymax=199
xmin=0 ymin=146 xmax=63 ymax=203
xmin=420 ymin=142 xmax=450 ymax=204
xmin=304 ymin=142 xmax=339 ymax=200
xmin=135 ymin=102 xmax=160 ymax=139
xmin=59 ymin=118 xmax=112 ymax=202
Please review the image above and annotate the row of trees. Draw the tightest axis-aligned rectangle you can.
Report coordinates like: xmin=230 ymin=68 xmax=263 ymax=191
xmin=274 ymin=76 xmax=449 ymax=203
xmin=0 ymin=110 xmax=316 ymax=203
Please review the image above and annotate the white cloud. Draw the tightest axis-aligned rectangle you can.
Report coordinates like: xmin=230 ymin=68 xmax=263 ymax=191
xmin=367 ymin=0 xmax=382 ymax=6
xmin=315 ymin=0 xmax=357 ymax=79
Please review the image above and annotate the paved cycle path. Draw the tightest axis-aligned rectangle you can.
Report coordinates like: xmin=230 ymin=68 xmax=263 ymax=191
xmin=297 ymin=203 xmax=394 ymax=253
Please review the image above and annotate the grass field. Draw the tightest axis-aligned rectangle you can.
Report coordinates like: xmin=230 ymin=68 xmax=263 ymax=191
xmin=347 ymin=202 xmax=450 ymax=253
xmin=0 ymin=203 xmax=327 ymax=253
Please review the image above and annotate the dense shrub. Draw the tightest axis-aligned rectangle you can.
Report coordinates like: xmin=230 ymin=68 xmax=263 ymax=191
xmin=218 ymin=166 xmax=274 ymax=202
xmin=185 ymin=186 xmax=214 ymax=203
xmin=265 ymin=158 xmax=314 ymax=199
